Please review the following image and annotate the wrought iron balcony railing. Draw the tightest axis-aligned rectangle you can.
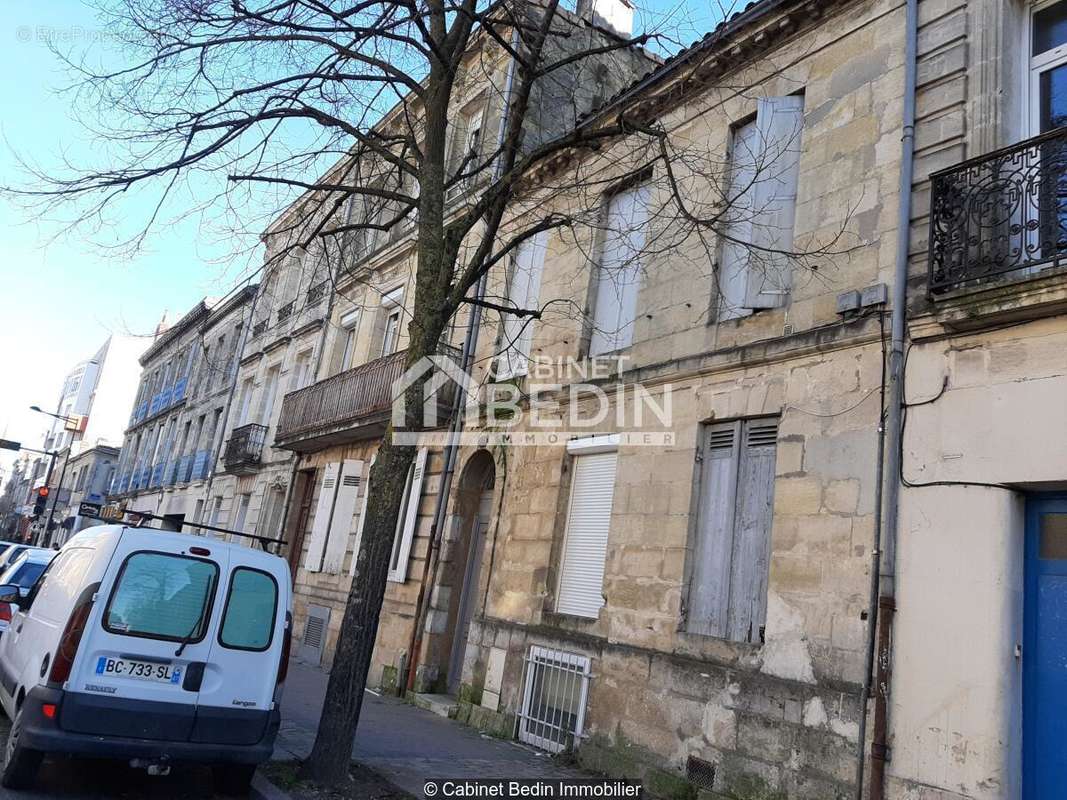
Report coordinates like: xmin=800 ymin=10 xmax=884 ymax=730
xmin=306 ymin=281 xmax=327 ymax=306
xmin=277 ymin=301 xmax=295 ymax=324
xmin=275 ymin=345 xmax=460 ymax=451
xmin=929 ymin=127 xmax=1067 ymax=294
xmin=223 ymin=423 xmax=268 ymax=474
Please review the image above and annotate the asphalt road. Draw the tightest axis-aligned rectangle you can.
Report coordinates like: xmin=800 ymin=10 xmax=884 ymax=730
xmin=0 ymin=715 xmax=222 ymax=799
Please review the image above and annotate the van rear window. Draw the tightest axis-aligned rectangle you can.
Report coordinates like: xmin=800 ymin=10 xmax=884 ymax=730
xmin=104 ymin=552 xmax=218 ymax=642
xmin=219 ymin=568 xmax=278 ymax=651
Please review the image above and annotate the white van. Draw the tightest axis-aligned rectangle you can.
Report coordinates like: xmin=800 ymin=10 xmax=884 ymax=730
xmin=0 ymin=525 xmax=292 ymax=794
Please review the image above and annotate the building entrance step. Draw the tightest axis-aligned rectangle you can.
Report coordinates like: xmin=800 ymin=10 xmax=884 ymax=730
xmin=413 ymin=693 xmax=459 ymax=718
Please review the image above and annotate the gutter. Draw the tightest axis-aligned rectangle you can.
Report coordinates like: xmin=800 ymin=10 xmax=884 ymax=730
xmin=857 ymin=0 xmax=917 ymax=797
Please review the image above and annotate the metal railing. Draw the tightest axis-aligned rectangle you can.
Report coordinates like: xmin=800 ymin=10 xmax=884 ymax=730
xmin=275 ymin=345 xmax=459 ymax=443
xmin=251 ymin=319 xmax=269 ymax=338
xmin=223 ymin=423 xmax=268 ymax=472
xmin=277 ymin=301 xmax=295 ymax=324
xmin=929 ymin=126 xmax=1067 ymax=294
xmin=306 ymin=281 xmax=327 ymax=306
xmin=517 ymin=646 xmax=591 ymax=754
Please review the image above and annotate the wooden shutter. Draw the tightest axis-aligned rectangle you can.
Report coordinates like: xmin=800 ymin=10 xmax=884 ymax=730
xmin=556 ymin=449 xmax=619 ymax=618
xmin=719 ymin=120 xmax=760 ymax=320
xmin=303 ymin=462 xmax=339 ymax=573
xmin=745 ymin=96 xmax=805 ymax=309
xmin=686 ymin=418 xmax=778 ymax=642
xmin=726 ymin=419 xmax=778 ymax=643
xmin=497 ymin=230 xmax=549 ymax=378
xmin=590 ymin=183 xmax=650 ymax=355
xmin=322 ymin=459 xmax=363 ymax=574
xmin=686 ymin=422 xmax=741 ymax=637
xmin=350 ymin=454 xmax=377 ymax=576
xmin=388 ymin=447 xmax=427 ymax=583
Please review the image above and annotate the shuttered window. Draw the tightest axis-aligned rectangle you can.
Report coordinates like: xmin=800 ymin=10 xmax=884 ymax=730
xmin=719 ymin=96 xmax=805 ymax=320
xmin=686 ymin=417 xmax=779 ymax=643
xmin=497 ymin=230 xmax=549 ymax=379
xmin=589 ymin=182 xmax=651 ymax=356
xmin=388 ymin=447 xmax=428 ymax=583
xmin=350 ymin=454 xmax=376 ymax=576
xmin=303 ymin=463 xmax=339 ymax=573
xmin=556 ymin=437 xmax=620 ymax=618
xmin=322 ymin=459 xmax=364 ymax=574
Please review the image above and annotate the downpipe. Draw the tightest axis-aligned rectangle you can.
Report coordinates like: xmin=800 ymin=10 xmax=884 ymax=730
xmin=859 ymin=0 xmax=917 ymax=798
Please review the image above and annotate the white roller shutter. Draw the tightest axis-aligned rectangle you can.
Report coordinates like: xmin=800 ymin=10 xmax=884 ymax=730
xmin=388 ymin=447 xmax=427 ymax=583
xmin=322 ymin=459 xmax=363 ymax=574
xmin=556 ymin=445 xmax=619 ymax=618
xmin=350 ymin=454 xmax=377 ymax=576
xmin=303 ymin=462 xmax=339 ymax=573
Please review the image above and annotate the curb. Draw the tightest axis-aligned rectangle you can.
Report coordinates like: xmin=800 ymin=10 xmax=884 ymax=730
xmin=251 ymin=772 xmax=294 ymax=800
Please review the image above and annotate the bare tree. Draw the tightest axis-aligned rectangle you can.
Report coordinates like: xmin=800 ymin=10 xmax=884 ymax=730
xmin=11 ymin=0 xmax=855 ymax=786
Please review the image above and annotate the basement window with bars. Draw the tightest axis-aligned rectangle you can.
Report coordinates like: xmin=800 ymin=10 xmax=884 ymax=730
xmin=517 ymin=646 xmax=591 ymax=753
xmin=685 ymin=417 xmax=779 ymax=643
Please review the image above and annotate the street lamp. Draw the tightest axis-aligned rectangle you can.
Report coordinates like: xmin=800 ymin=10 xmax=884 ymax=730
xmin=28 ymin=405 xmax=80 ymax=546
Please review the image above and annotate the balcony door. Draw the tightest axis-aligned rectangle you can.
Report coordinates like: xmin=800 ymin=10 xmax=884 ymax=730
xmin=1030 ymin=1 xmax=1067 ymax=259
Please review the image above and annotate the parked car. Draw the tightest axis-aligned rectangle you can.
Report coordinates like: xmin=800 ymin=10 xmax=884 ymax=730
xmin=0 ymin=550 xmax=57 ymax=636
xmin=0 ymin=525 xmax=292 ymax=794
xmin=0 ymin=544 xmax=29 ymax=575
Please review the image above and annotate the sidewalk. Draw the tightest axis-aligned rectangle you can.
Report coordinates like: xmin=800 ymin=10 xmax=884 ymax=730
xmin=275 ymin=659 xmax=588 ymax=797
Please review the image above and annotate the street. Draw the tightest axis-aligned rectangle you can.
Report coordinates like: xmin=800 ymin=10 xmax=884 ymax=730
xmin=0 ymin=715 xmax=221 ymax=799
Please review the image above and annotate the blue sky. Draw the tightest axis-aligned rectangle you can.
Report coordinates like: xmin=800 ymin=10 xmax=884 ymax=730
xmin=0 ymin=0 xmax=721 ymax=480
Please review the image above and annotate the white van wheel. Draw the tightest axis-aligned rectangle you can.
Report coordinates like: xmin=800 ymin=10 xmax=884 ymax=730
xmin=0 ymin=708 xmax=42 ymax=789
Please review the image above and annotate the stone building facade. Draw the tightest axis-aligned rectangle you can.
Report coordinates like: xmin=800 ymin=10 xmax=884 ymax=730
xmin=111 ymin=288 xmax=257 ymax=529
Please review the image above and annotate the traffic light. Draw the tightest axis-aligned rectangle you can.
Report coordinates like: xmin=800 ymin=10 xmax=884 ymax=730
xmin=32 ymin=487 xmax=49 ymax=517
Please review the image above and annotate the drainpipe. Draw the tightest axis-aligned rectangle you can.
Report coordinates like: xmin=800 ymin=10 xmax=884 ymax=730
xmin=404 ymin=27 xmax=522 ymax=695
xmin=861 ymin=1 xmax=917 ymax=798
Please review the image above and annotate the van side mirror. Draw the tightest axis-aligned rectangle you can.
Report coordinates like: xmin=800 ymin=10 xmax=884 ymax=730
xmin=0 ymin=585 xmax=19 ymax=605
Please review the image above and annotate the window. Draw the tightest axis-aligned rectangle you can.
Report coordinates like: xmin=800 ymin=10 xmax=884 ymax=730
xmin=291 ymin=350 xmax=314 ymax=390
xmin=388 ymin=448 xmax=427 ymax=582
xmin=375 ymin=287 xmax=405 ymax=358
xmin=518 ymin=646 xmax=591 ymax=754
xmin=259 ymin=366 xmax=280 ymax=425
xmin=74 ymin=468 xmax=86 ymax=492
xmin=497 ymin=230 xmax=549 ymax=379
xmin=686 ymin=417 xmax=779 ymax=642
xmin=381 ymin=310 xmax=401 ymax=357
xmin=338 ymin=311 xmax=361 ymax=372
xmin=209 ymin=496 xmax=224 ymax=527
xmin=24 ymin=548 xmax=93 ymax=621
xmin=449 ymin=101 xmax=485 ymax=184
xmin=555 ymin=436 xmax=619 ymax=618
xmin=7 ymin=559 xmax=48 ymax=591
xmin=233 ymin=493 xmax=251 ymax=533
xmin=103 ymin=552 xmax=219 ymax=642
xmin=219 ymin=568 xmax=278 ymax=651
xmin=1029 ymin=1 xmax=1067 ymax=246
xmin=718 ymin=96 xmax=805 ymax=320
xmin=236 ymin=378 xmax=255 ymax=426
xmin=589 ymin=182 xmax=651 ymax=356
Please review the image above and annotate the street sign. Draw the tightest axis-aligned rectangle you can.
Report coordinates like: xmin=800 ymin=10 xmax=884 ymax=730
xmin=77 ymin=501 xmax=102 ymax=518
xmin=0 ymin=440 xmax=20 ymax=452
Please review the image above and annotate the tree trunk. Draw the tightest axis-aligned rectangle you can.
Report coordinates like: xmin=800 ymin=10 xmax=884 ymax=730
xmin=298 ymin=435 xmax=417 ymax=784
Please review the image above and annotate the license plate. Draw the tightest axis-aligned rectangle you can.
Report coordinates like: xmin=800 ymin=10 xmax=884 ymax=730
xmin=95 ymin=656 xmax=182 ymax=684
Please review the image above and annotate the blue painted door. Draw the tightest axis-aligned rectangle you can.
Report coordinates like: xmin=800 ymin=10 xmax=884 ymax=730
xmin=1024 ymin=496 xmax=1067 ymax=798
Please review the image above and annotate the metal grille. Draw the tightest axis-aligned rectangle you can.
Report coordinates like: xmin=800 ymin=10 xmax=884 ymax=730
xmin=686 ymin=755 xmax=716 ymax=791
xmin=298 ymin=605 xmax=330 ymax=666
xmin=928 ymin=126 xmax=1067 ymax=294
xmin=517 ymin=646 xmax=591 ymax=753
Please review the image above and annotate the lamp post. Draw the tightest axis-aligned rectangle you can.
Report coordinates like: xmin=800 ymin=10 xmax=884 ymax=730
xmin=29 ymin=406 xmax=80 ymax=546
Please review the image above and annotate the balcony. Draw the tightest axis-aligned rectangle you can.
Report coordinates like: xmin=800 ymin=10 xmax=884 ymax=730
xmin=275 ymin=346 xmax=460 ymax=452
xmin=929 ymin=127 xmax=1067 ymax=295
xmin=277 ymin=301 xmax=295 ymax=325
xmin=223 ymin=423 xmax=268 ymax=474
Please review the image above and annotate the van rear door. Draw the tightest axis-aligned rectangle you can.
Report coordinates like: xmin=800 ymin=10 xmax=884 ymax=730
xmin=62 ymin=541 xmax=230 ymax=742
xmin=190 ymin=557 xmax=288 ymax=746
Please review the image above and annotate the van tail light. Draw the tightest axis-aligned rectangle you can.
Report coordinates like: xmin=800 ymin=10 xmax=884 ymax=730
xmin=0 ymin=603 xmax=11 ymax=623
xmin=276 ymin=612 xmax=293 ymax=685
xmin=49 ymin=598 xmax=94 ymax=684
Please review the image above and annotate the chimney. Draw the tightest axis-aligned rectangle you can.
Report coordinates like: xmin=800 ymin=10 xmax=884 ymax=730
xmin=577 ymin=0 xmax=635 ymax=37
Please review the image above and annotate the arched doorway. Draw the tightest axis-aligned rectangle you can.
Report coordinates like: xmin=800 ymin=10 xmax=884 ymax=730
xmin=443 ymin=450 xmax=495 ymax=695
